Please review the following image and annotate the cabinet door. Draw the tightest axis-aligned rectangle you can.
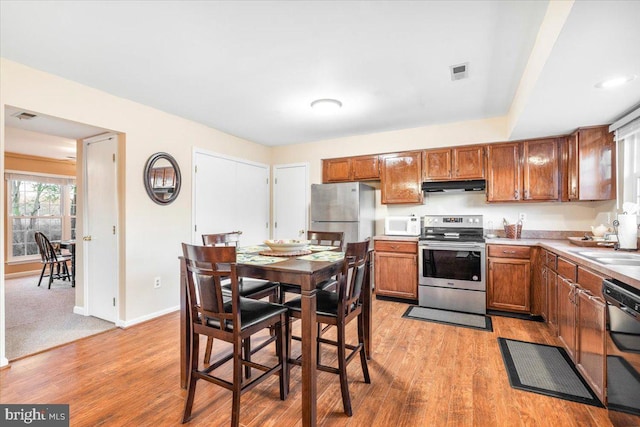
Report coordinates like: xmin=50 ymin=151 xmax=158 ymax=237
xmin=540 ymin=265 xmax=548 ymax=321
xmin=352 ymin=155 xmax=379 ymax=180
xmin=523 ymin=138 xmax=559 ymax=201
xmin=547 ymin=269 xmax=558 ymax=334
xmin=557 ymin=276 xmax=577 ymax=361
xmin=577 ymin=126 xmax=616 ymax=201
xmin=567 ymin=132 xmax=579 ymax=199
xmin=488 ymin=258 xmax=531 ymax=313
xmin=323 ymin=158 xmax=352 ymax=182
xmin=380 ymin=151 xmax=423 ymax=204
xmin=486 ymin=143 xmax=521 ymax=202
xmin=374 ymin=251 xmax=417 ymax=299
xmin=423 ymin=148 xmax=452 ymax=180
xmin=453 ymin=145 xmax=485 ymax=179
xmin=576 ymin=290 xmax=606 ymax=405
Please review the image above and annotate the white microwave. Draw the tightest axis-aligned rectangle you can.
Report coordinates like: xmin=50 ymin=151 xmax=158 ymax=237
xmin=384 ymin=216 xmax=421 ymax=236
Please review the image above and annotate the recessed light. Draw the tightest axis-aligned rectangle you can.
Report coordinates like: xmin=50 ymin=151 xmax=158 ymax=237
xmin=595 ymin=74 xmax=637 ymax=89
xmin=310 ymin=98 xmax=342 ymax=112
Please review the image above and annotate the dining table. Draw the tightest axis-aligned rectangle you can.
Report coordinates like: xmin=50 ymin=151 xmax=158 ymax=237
xmin=58 ymin=239 xmax=76 ymax=287
xmin=179 ymin=244 xmax=373 ymax=427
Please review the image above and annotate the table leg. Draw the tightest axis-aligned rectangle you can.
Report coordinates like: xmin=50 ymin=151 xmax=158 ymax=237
xmin=363 ymin=257 xmax=372 ymax=359
xmin=300 ymin=283 xmax=318 ymax=427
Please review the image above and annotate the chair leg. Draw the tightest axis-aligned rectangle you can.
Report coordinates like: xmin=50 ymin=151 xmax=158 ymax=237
xmin=204 ymin=337 xmax=214 ymax=364
xmin=232 ymin=339 xmax=243 ymax=427
xmin=278 ymin=314 xmax=289 ymax=400
xmin=286 ymin=317 xmax=293 ymax=378
xmin=316 ymin=323 xmax=322 ymax=364
xmin=37 ymin=265 xmax=47 ymax=287
xmin=358 ymin=314 xmax=371 ymax=383
xmin=182 ymin=334 xmax=200 ymax=423
xmin=243 ymin=338 xmax=252 ymax=379
xmin=337 ymin=324 xmax=352 ymax=416
xmin=48 ymin=264 xmax=55 ymax=289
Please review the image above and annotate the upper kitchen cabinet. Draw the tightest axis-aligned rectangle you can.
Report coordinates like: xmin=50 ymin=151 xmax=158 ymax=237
xmin=565 ymin=125 xmax=616 ymax=201
xmin=322 ymin=154 xmax=379 ymax=183
xmin=380 ymin=151 xmax=423 ymax=204
xmin=486 ymin=142 xmax=521 ymax=202
xmin=423 ymin=145 xmax=485 ymax=181
xmin=486 ymin=138 xmax=560 ymax=202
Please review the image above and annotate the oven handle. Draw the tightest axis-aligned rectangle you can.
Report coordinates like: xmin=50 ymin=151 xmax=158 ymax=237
xmin=419 ymin=241 xmax=486 ymax=250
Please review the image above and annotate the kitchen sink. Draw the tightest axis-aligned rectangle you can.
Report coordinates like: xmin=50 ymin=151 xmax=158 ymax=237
xmin=570 ymin=250 xmax=640 ymax=267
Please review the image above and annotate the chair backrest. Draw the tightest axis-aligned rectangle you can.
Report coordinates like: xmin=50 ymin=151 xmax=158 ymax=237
xmin=337 ymin=240 xmax=370 ymax=317
xmin=181 ymin=243 xmax=239 ymax=332
xmin=202 ymin=231 xmax=242 ymax=247
xmin=307 ymin=230 xmax=344 ymax=251
xmin=34 ymin=232 xmax=60 ymax=263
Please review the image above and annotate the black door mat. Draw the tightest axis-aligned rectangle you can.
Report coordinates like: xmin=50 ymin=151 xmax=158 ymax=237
xmin=498 ymin=338 xmax=604 ymax=408
xmin=487 ymin=309 xmax=544 ymax=322
xmin=402 ymin=306 xmax=493 ymax=332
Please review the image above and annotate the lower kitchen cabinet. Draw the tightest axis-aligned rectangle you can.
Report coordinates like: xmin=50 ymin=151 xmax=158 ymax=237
xmin=487 ymin=245 xmax=531 ymax=313
xmin=374 ymin=239 xmax=418 ymax=300
xmin=557 ymin=275 xmax=578 ymax=361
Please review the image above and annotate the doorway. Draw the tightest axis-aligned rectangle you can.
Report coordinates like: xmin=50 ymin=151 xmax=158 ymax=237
xmin=273 ymin=163 xmax=309 ymax=239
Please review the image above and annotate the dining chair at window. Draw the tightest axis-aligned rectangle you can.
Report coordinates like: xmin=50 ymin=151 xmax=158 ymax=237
xmin=284 ymin=240 xmax=371 ymax=416
xmin=34 ymin=231 xmax=73 ymax=289
xmin=201 ymin=231 xmax=280 ymax=369
xmin=181 ymin=243 xmax=288 ymax=426
xmin=278 ymin=230 xmax=345 ymax=303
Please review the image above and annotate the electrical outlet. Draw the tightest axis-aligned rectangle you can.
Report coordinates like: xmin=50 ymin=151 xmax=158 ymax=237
xmin=154 ymin=277 xmax=161 ymax=288
xmin=518 ymin=212 xmax=527 ymax=222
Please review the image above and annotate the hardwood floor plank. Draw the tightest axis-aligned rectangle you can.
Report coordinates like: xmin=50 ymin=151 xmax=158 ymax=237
xmin=1 ymin=299 xmax=628 ymax=427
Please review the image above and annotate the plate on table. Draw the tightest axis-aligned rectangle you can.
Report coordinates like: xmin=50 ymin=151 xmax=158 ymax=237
xmin=264 ymin=239 xmax=310 ymax=252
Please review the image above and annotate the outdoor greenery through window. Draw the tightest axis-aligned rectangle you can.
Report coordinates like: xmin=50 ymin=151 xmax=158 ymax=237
xmin=6 ymin=173 xmax=76 ymax=261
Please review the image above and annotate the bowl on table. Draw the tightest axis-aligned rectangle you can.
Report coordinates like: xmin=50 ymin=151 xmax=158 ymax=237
xmin=264 ymin=239 xmax=310 ymax=252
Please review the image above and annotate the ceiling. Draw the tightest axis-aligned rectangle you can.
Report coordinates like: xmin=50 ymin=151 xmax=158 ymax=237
xmin=2 ymin=1 xmax=640 ymax=154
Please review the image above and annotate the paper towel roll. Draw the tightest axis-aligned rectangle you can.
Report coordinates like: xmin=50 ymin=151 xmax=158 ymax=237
xmin=617 ymin=214 xmax=638 ymax=250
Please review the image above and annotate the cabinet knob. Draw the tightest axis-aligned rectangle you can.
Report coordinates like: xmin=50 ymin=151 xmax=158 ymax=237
xmin=514 ymin=190 xmax=519 ymax=200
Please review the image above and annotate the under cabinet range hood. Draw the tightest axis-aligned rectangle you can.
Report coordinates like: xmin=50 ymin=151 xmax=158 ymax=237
xmin=422 ymin=179 xmax=486 ymax=193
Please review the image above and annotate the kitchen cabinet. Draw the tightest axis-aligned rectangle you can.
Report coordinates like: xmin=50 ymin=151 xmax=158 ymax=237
xmin=374 ymin=239 xmax=418 ymax=300
xmin=379 ymin=151 xmax=423 ymax=204
xmin=486 ymin=138 xmax=560 ymax=202
xmin=566 ymin=125 xmax=616 ymax=201
xmin=487 ymin=245 xmax=531 ymax=313
xmin=557 ymin=257 xmax=578 ymax=360
xmin=322 ymin=154 xmax=379 ymax=183
xmin=539 ymin=249 xmax=558 ymax=333
xmin=423 ymin=145 xmax=484 ymax=181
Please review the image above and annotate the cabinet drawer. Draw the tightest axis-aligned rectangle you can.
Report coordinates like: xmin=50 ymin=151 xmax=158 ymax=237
xmin=545 ymin=251 xmax=557 ymax=269
xmin=374 ymin=240 xmax=417 ymax=254
xmin=557 ymin=257 xmax=577 ymax=282
xmin=577 ymin=266 xmax=607 ymax=297
xmin=488 ymin=245 xmax=531 ymax=259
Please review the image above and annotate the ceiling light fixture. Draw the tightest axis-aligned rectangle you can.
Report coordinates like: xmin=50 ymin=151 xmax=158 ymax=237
xmin=595 ymin=74 xmax=637 ymax=89
xmin=310 ymin=98 xmax=342 ymax=112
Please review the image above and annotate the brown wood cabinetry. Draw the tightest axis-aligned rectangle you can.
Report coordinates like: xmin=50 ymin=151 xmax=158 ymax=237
xmin=423 ymin=145 xmax=484 ymax=181
xmin=486 ymin=138 xmax=560 ymax=202
xmin=374 ymin=239 xmax=418 ymax=300
xmin=487 ymin=245 xmax=531 ymax=313
xmin=379 ymin=151 xmax=423 ymax=204
xmin=566 ymin=125 xmax=616 ymax=201
xmin=322 ymin=154 xmax=379 ymax=183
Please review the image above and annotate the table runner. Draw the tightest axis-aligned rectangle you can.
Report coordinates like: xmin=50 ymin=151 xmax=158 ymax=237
xmin=236 ymin=253 xmax=288 ymax=265
xmin=297 ymin=251 xmax=345 ymax=262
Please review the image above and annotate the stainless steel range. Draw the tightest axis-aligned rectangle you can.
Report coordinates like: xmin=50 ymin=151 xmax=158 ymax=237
xmin=418 ymin=215 xmax=486 ymax=314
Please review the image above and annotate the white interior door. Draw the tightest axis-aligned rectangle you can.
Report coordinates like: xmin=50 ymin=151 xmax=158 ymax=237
xmin=193 ymin=150 xmax=269 ymax=245
xmin=84 ymin=135 xmax=118 ymax=322
xmin=273 ymin=163 xmax=308 ymax=239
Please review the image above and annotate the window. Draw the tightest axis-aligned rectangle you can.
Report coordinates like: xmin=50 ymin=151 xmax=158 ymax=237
xmin=613 ymin=112 xmax=640 ymax=210
xmin=6 ymin=173 xmax=76 ymax=261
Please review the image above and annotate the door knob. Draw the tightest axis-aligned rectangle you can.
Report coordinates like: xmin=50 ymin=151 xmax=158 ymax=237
xmin=83 ymin=235 xmax=92 ymax=241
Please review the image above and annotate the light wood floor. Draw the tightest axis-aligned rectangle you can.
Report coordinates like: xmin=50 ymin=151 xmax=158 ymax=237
xmin=0 ymin=298 xmax=621 ymax=426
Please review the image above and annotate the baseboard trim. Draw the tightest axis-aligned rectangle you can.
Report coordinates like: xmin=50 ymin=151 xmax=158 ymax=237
xmin=119 ymin=305 xmax=180 ymax=328
xmin=73 ymin=305 xmax=87 ymax=316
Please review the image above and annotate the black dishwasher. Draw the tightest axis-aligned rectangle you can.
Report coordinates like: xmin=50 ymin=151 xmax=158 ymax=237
xmin=602 ymin=278 xmax=640 ymax=425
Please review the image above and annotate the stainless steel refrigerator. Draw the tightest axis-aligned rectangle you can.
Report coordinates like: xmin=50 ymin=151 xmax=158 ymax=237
xmin=310 ymin=182 xmax=375 ymax=244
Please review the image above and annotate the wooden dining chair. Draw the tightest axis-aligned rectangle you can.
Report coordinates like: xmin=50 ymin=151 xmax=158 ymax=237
xmin=34 ymin=231 xmax=73 ymax=289
xmin=181 ymin=243 xmax=288 ymax=426
xmin=201 ymin=231 xmax=280 ymax=368
xmin=284 ymin=240 xmax=371 ymax=417
xmin=278 ymin=230 xmax=345 ymax=303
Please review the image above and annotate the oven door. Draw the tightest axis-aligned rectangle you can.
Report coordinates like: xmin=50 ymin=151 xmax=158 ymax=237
xmin=418 ymin=241 xmax=486 ymax=291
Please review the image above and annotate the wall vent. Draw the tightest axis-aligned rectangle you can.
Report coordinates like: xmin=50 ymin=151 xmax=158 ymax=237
xmin=450 ymin=62 xmax=469 ymax=81
xmin=12 ymin=111 xmax=38 ymax=120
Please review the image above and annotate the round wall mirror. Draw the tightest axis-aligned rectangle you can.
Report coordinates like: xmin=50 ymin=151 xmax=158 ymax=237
xmin=143 ymin=152 xmax=182 ymax=205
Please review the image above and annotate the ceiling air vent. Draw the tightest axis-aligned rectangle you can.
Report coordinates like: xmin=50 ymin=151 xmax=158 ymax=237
xmin=450 ymin=62 xmax=469 ymax=81
xmin=12 ymin=111 xmax=38 ymax=120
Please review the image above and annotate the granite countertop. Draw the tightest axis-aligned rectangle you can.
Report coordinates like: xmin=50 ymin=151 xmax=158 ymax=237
xmin=486 ymin=237 xmax=640 ymax=290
